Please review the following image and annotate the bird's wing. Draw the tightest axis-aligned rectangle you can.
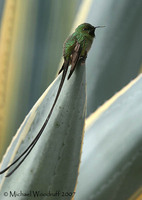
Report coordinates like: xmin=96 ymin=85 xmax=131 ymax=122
xmin=58 ymin=41 xmax=82 ymax=79
xmin=67 ymin=42 xmax=82 ymax=80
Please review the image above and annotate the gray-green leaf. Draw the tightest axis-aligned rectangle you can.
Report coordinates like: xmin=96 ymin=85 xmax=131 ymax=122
xmin=0 ymin=63 xmax=86 ymax=200
xmin=75 ymin=75 xmax=142 ymax=200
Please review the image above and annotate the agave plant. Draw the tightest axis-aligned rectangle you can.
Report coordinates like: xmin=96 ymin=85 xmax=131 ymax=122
xmin=0 ymin=0 xmax=142 ymax=200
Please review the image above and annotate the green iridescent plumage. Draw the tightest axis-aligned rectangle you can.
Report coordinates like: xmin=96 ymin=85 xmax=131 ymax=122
xmin=63 ymin=23 xmax=95 ymax=60
xmin=59 ymin=23 xmax=104 ymax=79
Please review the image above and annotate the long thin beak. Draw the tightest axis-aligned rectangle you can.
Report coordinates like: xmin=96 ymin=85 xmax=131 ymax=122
xmin=95 ymin=26 xmax=106 ymax=29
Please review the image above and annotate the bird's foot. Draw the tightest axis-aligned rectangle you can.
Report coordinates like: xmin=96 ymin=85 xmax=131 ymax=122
xmin=79 ymin=55 xmax=87 ymax=63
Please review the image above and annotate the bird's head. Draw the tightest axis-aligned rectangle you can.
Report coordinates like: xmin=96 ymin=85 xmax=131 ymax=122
xmin=75 ymin=23 xmax=105 ymax=38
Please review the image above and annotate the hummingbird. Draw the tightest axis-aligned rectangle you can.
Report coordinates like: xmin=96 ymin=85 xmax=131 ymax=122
xmin=0 ymin=23 xmax=104 ymax=177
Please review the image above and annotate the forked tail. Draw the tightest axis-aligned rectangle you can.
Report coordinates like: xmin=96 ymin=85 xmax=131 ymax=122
xmin=0 ymin=60 xmax=69 ymax=177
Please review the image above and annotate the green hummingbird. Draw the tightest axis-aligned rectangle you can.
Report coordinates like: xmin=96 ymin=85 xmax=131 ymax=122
xmin=0 ymin=23 xmax=104 ymax=177
xmin=59 ymin=23 xmax=105 ymax=79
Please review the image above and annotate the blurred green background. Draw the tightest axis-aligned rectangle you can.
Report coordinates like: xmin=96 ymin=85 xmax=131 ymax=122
xmin=0 ymin=0 xmax=142 ymax=163
xmin=0 ymin=0 xmax=142 ymax=199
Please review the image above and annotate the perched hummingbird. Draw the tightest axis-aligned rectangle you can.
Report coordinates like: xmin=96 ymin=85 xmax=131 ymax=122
xmin=0 ymin=23 xmax=104 ymax=177
xmin=59 ymin=23 xmax=105 ymax=79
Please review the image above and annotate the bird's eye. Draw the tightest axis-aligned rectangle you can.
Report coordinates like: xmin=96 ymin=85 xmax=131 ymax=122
xmin=83 ymin=28 xmax=88 ymax=31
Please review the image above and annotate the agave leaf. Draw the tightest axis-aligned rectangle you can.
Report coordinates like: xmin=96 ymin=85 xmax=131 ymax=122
xmin=0 ymin=0 xmax=81 ymax=160
xmin=75 ymin=74 xmax=142 ymax=200
xmin=0 ymin=62 xmax=86 ymax=200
